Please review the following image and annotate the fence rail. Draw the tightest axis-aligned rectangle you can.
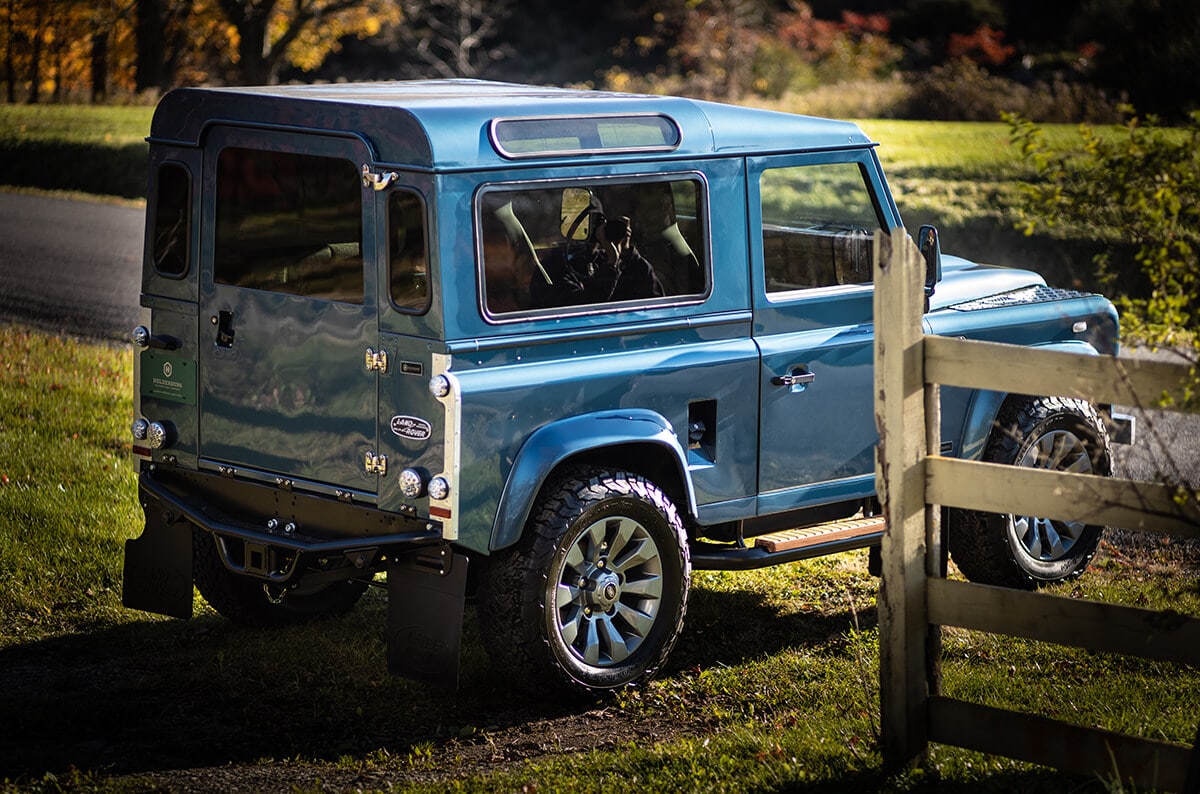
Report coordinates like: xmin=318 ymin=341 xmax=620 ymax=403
xmin=873 ymin=230 xmax=1200 ymax=792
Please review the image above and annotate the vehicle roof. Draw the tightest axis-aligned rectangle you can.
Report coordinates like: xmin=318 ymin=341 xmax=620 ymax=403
xmin=149 ymin=79 xmax=875 ymax=171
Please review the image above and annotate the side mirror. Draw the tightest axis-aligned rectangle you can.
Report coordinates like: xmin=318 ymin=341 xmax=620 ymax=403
xmin=918 ymin=224 xmax=942 ymax=302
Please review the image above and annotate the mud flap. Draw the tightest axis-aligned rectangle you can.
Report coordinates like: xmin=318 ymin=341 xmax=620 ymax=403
xmin=122 ymin=498 xmax=194 ymax=619
xmin=387 ymin=546 xmax=468 ymax=690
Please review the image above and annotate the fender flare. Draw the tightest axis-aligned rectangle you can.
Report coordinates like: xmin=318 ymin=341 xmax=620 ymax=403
xmin=957 ymin=340 xmax=1101 ymax=460
xmin=489 ymin=409 xmax=696 ymax=552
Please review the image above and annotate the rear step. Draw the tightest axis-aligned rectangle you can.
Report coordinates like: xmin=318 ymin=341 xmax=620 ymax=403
xmin=690 ymin=515 xmax=886 ymax=571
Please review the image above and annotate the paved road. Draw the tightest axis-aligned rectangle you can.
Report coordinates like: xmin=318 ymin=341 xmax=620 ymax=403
xmin=0 ymin=192 xmax=143 ymax=341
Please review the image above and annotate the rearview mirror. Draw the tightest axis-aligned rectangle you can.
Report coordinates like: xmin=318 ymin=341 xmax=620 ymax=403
xmin=918 ymin=225 xmax=942 ymax=303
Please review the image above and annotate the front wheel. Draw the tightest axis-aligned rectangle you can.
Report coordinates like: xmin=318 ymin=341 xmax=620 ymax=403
xmin=479 ymin=468 xmax=690 ymax=695
xmin=948 ymin=396 xmax=1112 ymax=589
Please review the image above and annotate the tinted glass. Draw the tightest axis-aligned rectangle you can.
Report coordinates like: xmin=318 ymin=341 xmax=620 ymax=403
xmin=479 ymin=178 xmax=706 ymax=316
xmin=152 ymin=162 xmax=191 ymax=277
xmin=760 ymin=162 xmax=881 ymax=293
xmin=214 ymin=148 xmax=363 ymax=304
xmin=389 ymin=190 xmax=429 ymax=312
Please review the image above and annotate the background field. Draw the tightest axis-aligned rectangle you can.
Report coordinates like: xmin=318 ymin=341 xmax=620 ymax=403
xmin=0 ymin=107 xmax=1196 ymax=792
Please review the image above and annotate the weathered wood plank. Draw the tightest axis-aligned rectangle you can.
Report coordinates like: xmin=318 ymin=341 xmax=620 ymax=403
xmin=927 ymin=578 xmax=1200 ymax=666
xmin=929 ymin=697 xmax=1192 ymax=792
xmin=874 ymin=229 xmax=932 ymax=768
xmin=926 ymin=456 xmax=1200 ymax=538
xmin=924 ymin=334 xmax=1197 ymax=413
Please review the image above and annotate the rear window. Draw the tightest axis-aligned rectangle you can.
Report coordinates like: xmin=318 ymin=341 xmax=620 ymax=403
xmin=478 ymin=177 xmax=707 ymax=317
xmin=214 ymin=148 xmax=363 ymax=304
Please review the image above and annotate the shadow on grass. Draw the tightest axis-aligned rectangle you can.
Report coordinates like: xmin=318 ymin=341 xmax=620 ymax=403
xmin=0 ymin=140 xmax=148 ymax=199
xmin=0 ymin=578 xmax=882 ymax=783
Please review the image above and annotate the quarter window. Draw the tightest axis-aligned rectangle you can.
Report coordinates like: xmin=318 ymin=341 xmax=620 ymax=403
xmin=152 ymin=162 xmax=191 ymax=277
xmin=479 ymin=178 xmax=707 ymax=316
xmin=760 ymin=162 xmax=881 ymax=293
xmin=214 ymin=148 xmax=363 ymax=304
xmin=388 ymin=190 xmax=430 ymax=312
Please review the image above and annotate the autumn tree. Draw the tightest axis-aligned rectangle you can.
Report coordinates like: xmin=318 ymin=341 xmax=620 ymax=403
xmin=394 ymin=0 xmax=512 ymax=79
xmin=214 ymin=0 xmax=398 ymax=85
xmin=2 ymin=0 xmax=135 ymax=103
xmin=134 ymin=0 xmax=194 ymax=93
xmin=673 ymin=0 xmax=766 ymax=101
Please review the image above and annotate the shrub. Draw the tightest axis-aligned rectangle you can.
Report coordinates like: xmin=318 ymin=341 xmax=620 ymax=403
xmin=903 ymin=59 xmax=1121 ymax=123
xmin=1006 ymin=109 xmax=1200 ymax=348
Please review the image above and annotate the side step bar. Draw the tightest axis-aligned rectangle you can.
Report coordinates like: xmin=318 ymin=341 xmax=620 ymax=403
xmin=690 ymin=515 xmax=886 ymax=571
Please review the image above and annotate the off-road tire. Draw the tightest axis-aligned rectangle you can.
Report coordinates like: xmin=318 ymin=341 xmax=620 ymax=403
xmin=192 ymin=529 xmax=368 ymax=627
xmin=478 ymin=467 xmax=691 ymax=696
xmin=948 ymin=395 xmax=1112 ymax=589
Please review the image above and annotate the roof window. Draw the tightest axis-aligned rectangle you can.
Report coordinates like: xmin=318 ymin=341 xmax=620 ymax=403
xmin=490 ymin=114 xmax=680 ymax=159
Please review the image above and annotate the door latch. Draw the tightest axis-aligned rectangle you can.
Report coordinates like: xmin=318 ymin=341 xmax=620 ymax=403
xmin=365 ymin=347 xmax=389 ymax=373
xmin=365 ymin=451 xmax=388 ymax=476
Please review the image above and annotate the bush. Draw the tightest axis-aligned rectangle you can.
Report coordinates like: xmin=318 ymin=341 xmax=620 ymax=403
xmin=903 ymin=59 xmax=1121 ymax=123
xmin=1007 ymin=109 xmax=1200 ymax=347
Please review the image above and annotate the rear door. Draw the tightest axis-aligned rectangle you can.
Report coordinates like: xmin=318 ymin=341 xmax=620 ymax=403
xmin=198 ymin=127 xmax=380 ymax=495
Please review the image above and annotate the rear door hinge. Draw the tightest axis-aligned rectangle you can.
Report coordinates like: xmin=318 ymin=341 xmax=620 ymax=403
xmin=361 ymin=164 xmax=398 ymax=191
xmin=365 ymin=347 xmax=389 ymax=373
xmin=365 ymin=451 xmax=388 ymax=476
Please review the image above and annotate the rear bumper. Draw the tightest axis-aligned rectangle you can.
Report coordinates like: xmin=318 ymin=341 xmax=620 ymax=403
xmin=123 ymin=466 xmax=442 ymax=618
xmin=138 ymin=469 xmax=440 ymax=561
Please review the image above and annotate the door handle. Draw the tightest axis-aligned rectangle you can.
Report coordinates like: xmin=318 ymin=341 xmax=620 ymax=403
xmin=772 ymin=369 xmax=815 ymax=387
xmin=212 ymin=310 xmax=235 ymax=348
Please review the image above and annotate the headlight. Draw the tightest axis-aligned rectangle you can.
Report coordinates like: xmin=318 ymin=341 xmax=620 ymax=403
xmin=132 ymin=326 xmax=150 ymax=347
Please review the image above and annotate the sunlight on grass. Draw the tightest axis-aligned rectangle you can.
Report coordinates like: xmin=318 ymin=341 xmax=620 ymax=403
xmin=0 ymin=326 xmax=140 ymax=645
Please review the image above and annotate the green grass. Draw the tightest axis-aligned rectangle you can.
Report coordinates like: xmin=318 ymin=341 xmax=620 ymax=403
xmin=0 ymin=105 xmax=151 ymax=199
xmin=1 ymin=325 xmax=1197 ymax=792
xmin=0 ymin=105 xmax=153 ymax=147
xmin=0 ymin=327 xmax=140 ymax=644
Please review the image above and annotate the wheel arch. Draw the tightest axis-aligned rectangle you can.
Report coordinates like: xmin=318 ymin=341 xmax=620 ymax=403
xmin=957 ymin=340 xmax=1102 ymax=461
xmin=489 ymin=409 xmax=696 ymax=552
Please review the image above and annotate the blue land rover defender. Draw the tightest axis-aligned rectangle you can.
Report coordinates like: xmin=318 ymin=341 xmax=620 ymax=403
xmin=124 ymin=80 xmax=1130 ymax=693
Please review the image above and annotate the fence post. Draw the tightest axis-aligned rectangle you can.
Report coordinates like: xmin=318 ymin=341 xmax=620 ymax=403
xmin=874 ymin=229 xmax=931 ymax=768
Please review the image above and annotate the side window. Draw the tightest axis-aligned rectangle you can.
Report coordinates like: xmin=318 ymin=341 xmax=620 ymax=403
xmin=214 ymin=147 xmax=363 ymax=304
xmin=478 ymin=177 xmax=707 ymax=316
xmin=152 ymin=162 xmax=191 ymax=278
xmin=760 ymin=162 xmax=881 ymax=294
xmin=388 ymin=190 xmax=429 ymax=312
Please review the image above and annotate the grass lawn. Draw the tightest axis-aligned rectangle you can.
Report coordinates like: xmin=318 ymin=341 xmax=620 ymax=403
xmin=0 ymin=323 xmax=1197 ymax=792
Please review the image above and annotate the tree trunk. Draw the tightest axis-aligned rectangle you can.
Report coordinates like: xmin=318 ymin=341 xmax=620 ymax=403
xmin=135 ymin=0 xmax=166 ymax=93
xmin=91 ymin=31 xmax=108 ymax=103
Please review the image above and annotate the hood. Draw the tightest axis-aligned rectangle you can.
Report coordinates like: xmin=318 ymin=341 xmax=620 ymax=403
xmin=927 ymin=254 xmax=1046 ymax=312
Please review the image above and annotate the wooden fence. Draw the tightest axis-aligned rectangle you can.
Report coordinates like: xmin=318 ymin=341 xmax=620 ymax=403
xmin=872 ymin=230 xmax=1200 ymax=792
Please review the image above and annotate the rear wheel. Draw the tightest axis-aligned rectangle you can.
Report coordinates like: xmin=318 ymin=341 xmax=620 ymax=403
xmin=948 ymin=396 xmax=1112 ymax=589
xmin=192 ymin=529 xmax=368 ymax=627
xmin=479 ymin=467 xmax=690 ymax=695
